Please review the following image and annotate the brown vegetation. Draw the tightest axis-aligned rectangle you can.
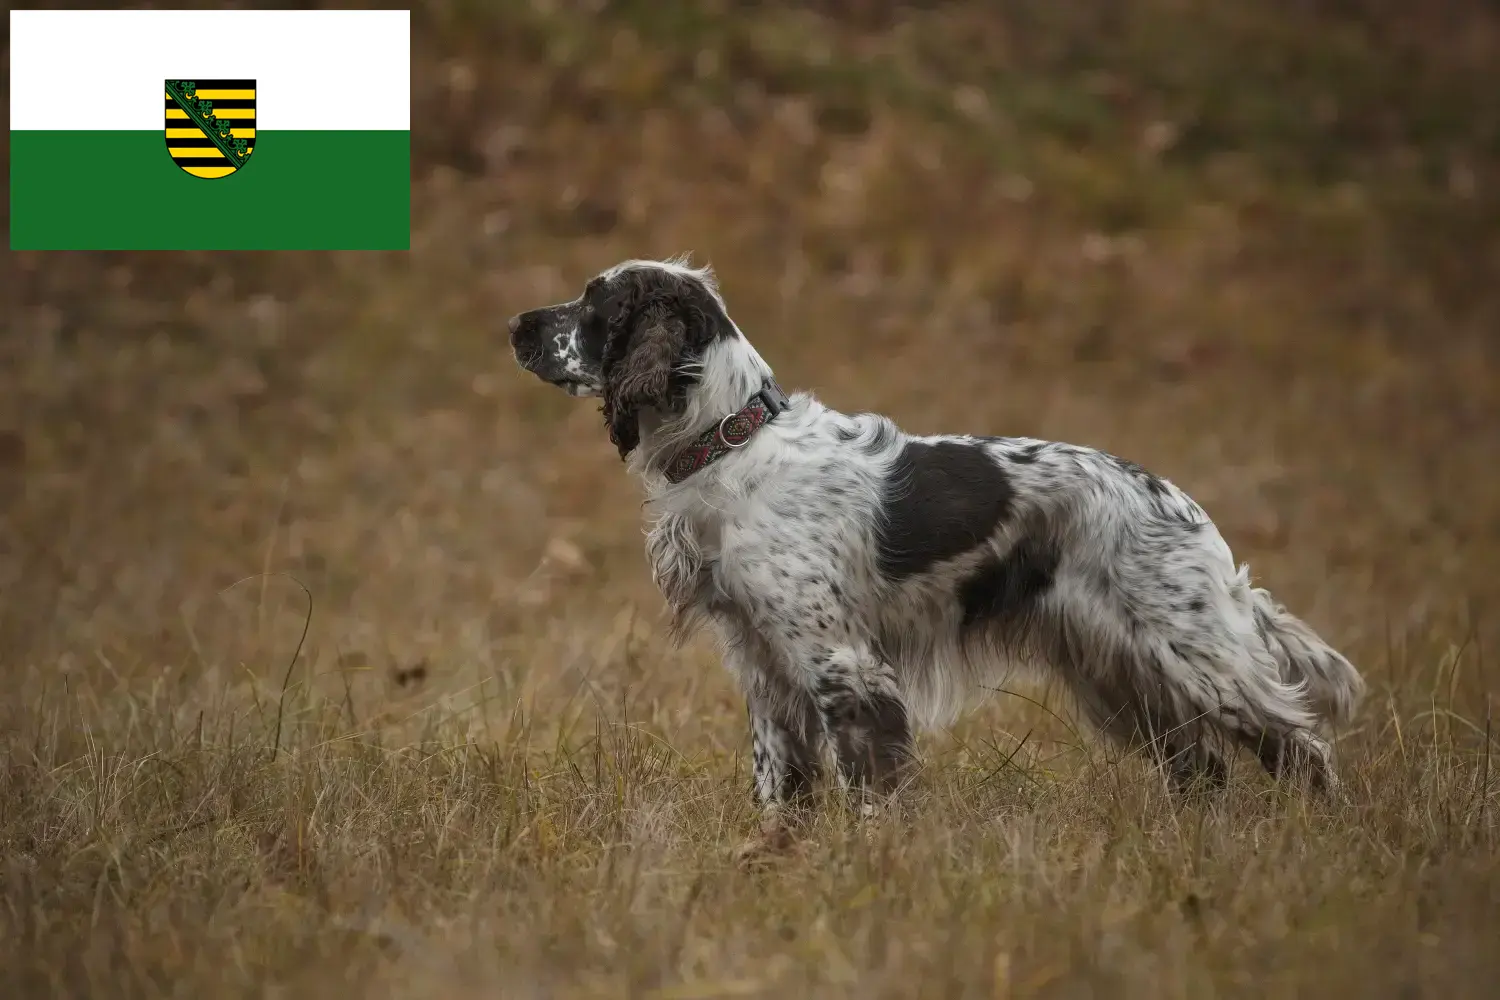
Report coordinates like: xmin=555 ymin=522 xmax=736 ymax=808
xmin=3 ymin=1 xmax=1499 ymax=996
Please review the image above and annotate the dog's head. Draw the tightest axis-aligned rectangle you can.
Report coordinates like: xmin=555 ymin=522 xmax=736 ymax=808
xmin=509 ymin=258 xmax=735 ymax=458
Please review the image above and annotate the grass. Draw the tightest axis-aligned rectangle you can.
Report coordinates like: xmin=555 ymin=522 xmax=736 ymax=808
xmin=2 ymin=626 xmax=1497 ymax=997
xmin=4 ymin=0 xmax=1500 ymax=996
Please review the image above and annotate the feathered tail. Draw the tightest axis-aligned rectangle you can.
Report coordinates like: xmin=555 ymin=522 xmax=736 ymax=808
xmin=1251 ymin=587 xmax=1365 ymax=727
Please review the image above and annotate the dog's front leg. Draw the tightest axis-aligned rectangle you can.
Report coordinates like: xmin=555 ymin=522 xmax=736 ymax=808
xmin=747 ymin=687 xmax=822 ymax=812
xmin=720 ymin=629 xmax=822 ymax=866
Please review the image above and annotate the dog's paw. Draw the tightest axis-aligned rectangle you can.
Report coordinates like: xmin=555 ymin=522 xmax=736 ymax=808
xmin=732 ymin=813 xmax=802 ymax=870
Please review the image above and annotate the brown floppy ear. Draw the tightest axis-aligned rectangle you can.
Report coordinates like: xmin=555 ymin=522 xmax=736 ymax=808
xmin=601 ymin=305 xmax=687 ymax=458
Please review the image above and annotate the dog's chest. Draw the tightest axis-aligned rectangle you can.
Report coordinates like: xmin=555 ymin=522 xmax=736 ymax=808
xmin=647 ymin=489 xmax=779 ymax=600
xmin=641 ymin=496 xmax=732 ymax=616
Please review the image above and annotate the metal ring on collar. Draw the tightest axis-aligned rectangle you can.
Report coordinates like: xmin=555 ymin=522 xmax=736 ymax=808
xmin=717 ymin=412 xmax=753 ymax=448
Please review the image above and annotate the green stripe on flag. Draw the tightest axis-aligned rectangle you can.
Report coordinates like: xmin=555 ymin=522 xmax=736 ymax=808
xmin=10 ymin=130 xmax=410 ymax=250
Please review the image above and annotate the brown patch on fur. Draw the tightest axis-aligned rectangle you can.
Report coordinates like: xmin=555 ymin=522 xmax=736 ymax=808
xmin=602 ymin=308 xmax=687 ymax=458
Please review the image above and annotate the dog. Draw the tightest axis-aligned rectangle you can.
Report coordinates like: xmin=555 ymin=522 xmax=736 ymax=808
xmin=509 ymin=256 xmax=1364 ymax=842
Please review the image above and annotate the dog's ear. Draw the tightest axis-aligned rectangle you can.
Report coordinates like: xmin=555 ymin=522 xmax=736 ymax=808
xmin=601 ymin=303 xmax=688 ymax=458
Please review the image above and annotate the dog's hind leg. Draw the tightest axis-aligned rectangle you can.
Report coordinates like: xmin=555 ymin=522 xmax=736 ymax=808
xmin=1062 ymin=665 xmax=1231 ymax=795
xmin=804 ymin=644 xmax=915 ymax=806
xmin=1082 ymin=618 xmax=1337 ymax=794
xmin=1152 ymin=576 xmax=1344 ymax=793
xmin=1036 ymin=591 xmax=1337 ymax=794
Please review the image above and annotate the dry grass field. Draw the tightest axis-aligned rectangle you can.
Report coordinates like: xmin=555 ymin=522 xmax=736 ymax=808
xmin=4 ymin=1 xmax=1500 ymax=996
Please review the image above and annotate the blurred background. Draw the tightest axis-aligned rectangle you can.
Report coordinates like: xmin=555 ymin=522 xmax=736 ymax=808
xmin=5 ymin=3 xmax=1500 ymax=996
xmin=3 ymin=0 xmax=1499 ymax=748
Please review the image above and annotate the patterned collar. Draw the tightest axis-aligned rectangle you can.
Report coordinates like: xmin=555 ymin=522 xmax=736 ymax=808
xmin=663 ymin=379 xmax=791 ymax=484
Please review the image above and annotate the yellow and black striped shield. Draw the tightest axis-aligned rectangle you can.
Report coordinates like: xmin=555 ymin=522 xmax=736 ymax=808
xmin=164 ymin=79 xmax=255 ymax=178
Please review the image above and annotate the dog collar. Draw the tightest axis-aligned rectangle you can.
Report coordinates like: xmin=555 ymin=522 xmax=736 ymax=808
xmin=663 ymin=379 xmax=790 ymax=484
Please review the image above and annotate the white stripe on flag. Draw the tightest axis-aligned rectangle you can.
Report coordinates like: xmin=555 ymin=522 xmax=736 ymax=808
xmin=9 ymin=9 xmax=410 ymax=131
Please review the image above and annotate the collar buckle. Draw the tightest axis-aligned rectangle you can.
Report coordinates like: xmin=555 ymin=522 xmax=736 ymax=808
xmin=756 ymin=380 xmax=790 ymax=416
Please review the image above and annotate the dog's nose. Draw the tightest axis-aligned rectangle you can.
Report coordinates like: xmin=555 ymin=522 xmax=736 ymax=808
xmin=507 ymin=314 xmax=522 ymax=342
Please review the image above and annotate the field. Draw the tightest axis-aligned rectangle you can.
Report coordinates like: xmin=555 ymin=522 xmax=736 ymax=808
xmin=3 ymin=1 xmax=1500 ymax=996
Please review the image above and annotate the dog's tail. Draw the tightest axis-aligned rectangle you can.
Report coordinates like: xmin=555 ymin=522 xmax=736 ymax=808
xmin=1250 ymin=587 xmax=1364 ymax=727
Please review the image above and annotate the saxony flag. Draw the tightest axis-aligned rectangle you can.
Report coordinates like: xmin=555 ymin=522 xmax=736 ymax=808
xmin=10 ymin=9 xmax=411 ymax=250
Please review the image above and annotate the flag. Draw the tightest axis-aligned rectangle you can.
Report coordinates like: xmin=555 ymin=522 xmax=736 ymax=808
xmin=10 ymin=9 xmax=411 ymax=250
